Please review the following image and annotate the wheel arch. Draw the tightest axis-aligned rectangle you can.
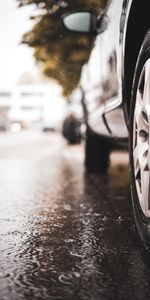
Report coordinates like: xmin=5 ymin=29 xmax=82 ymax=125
xmin=124 ymin=0 xmax=150 ymax=119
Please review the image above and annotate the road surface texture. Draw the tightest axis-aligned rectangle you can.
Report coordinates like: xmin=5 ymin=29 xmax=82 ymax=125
xmin=0 ymin=131 xmax=150 ymax=300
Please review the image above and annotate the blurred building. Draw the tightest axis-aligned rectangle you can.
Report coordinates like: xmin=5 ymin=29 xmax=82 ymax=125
xmin=0 ymin=80 xmax=66 ymax=132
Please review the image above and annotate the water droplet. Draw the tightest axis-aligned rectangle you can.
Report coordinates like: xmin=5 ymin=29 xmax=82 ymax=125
xmin=58 ymin=274 xmax=73 ymax=285
xmin=70 ymin=251 xmax=85 ymax=258
xmin=64 ymin=204 xmax=71 ymax=211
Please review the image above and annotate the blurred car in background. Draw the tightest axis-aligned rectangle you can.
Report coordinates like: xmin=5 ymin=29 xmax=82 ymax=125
xmin=62 ymin=87 xmax=84 ymax=144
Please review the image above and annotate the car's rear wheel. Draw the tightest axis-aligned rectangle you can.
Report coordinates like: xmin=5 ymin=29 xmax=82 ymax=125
xmin=130 ymin=30 xmax=150 ymax=246
xmin=85 ymin=128 xmax=110 ymax=173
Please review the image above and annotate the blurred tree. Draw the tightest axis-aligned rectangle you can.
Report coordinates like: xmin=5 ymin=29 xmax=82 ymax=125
xmin=17 ymin=0 xmax=108 ymax=95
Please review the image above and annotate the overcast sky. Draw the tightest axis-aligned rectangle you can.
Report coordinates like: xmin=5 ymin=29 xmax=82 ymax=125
xmin=0 ymin=0 xmax=36 ymax=89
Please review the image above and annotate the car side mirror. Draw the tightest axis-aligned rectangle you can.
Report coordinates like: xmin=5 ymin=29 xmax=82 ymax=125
xmin=62 ymin=10 xmax=97 ymax=35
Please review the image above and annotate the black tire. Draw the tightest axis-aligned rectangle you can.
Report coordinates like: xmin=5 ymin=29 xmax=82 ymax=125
xmin=85 ymin=128 xmax=110 ymax=173
xmin=129 ymin=29 xmax=150 ymax=246
xmin=62 ymin=115 xmax=81 ymax=145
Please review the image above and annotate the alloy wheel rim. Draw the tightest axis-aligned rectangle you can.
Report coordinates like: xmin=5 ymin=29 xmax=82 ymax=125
xmin=133 ymin=58 xmax=150 ymax=217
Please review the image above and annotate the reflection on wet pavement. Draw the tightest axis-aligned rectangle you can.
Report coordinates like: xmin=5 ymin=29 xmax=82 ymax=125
xmin=0 ymin=132 xmax=150 ymax=300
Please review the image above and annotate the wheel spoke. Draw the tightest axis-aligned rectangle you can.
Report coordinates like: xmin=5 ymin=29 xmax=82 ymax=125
xmin=143 ymin=60 xmax=150 ymax=108
xmin=134 ymin=142 xmax=148 ymax=168
xmin=135 ymin=90 xmax=149 ymax=135
xmin=134 ymin=90 xmax=143 ymax=125
xmin=141 ymin=168 xmax=150 ymax=214
xmin=138 ymin=109 xmax=149 ymax=134
xmin=133 ymin=145 xmax=140 ymax=179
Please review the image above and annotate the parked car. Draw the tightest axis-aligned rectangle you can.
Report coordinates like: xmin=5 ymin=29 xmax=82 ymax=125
xmin=62 ymin=87 xmax=84 ymax=144
xmin=62 ymin=0 xmax=150 ymax=246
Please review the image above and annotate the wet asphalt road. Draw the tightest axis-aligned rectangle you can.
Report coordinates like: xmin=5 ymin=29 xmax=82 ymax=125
xmin=1 ymin=131 xmax=150 ymax=300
